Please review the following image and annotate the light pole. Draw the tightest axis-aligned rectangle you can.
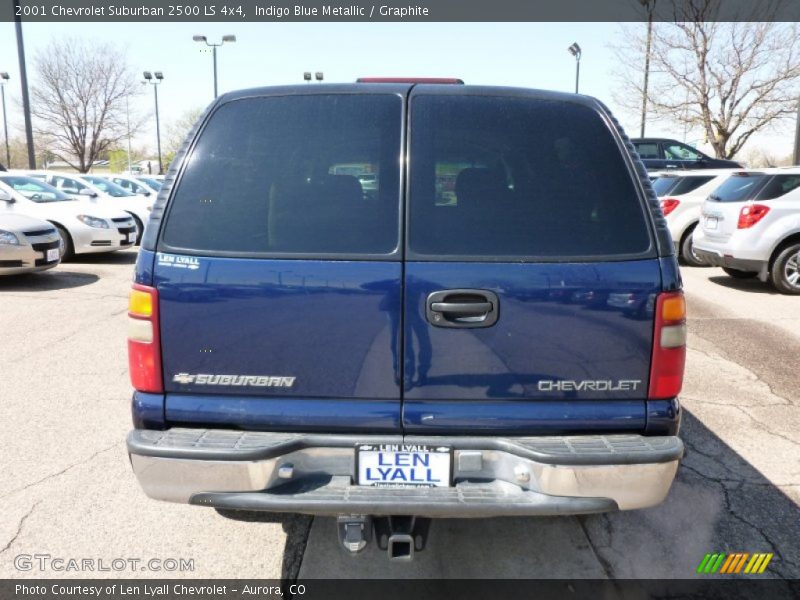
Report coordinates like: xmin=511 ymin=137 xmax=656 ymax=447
xmin=14 ymin=0 xmax=35 ymax=169
xmin=193 ymin=34 xmax=236 ymax=98
xmin=794 ymin=98 xmax=800 ymax=166
xmin=567 ymin=43 xmax=582 ymax=94
xmin=640 ymin=0 xmax=656 ymax=137
xmin=125 ymin=94 xmax=132 ymax=173
xmin=142 ymin=71 xmax=164 ymax=175
xmin=0 ymin=72 xmax=10 ymax=168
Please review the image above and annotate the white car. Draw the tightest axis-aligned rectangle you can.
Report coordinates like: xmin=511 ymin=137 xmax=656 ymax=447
xmin=0 ymin=213 xmax=62 ymax=276
xmin=693 ymin=168 xmax=800 ymax=294
xmin=103 ymin=174 xmax=159 ymax=196
xmin=26 ymin=172 xmax=151 ymax=245
xmin=651 ymin=169 xmax=739 ymax=266
xmin=0 ymin=175 xmax=137 ymax=260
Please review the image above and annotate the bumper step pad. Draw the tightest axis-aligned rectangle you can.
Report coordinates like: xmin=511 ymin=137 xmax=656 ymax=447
xmin=191 ymin=479 xmax=617 ymax=517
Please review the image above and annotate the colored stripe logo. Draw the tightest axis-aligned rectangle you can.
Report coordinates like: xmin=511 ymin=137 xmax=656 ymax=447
xmin=697 ymin=552 xmax=773 ymax=574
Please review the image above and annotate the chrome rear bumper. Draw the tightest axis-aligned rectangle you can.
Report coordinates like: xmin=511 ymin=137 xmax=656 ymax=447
xmin=127 ymin=429 xmax=682 ymax=517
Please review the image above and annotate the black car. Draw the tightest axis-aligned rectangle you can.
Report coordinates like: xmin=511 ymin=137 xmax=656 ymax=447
xmin=632 ymin=138 xmax=742 ymax=171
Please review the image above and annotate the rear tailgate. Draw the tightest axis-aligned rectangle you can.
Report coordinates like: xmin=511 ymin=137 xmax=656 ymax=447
xmin=403 ymin=89 xmax=664 ymax=434
xmin=152 ymin=90 xmax=407 ymax=432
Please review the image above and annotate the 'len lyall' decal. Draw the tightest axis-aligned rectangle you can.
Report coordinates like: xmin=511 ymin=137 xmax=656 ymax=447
xmin=157 ymin=253 xmax=200 ymax=270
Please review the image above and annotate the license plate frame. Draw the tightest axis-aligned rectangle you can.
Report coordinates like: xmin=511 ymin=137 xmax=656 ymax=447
xmin=356 ymin=444 xmax=452 ymax=488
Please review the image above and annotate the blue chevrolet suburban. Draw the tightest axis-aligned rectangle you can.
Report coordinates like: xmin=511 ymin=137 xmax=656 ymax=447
xmin=126 ymin=81 xmax=685 ymax=559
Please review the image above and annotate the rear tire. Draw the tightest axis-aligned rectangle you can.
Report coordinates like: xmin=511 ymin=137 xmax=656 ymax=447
xmin=722 ymin=267 xmax=757 ymax=279
xmin=54 ymin=224 xmax=74 ymax=261
xmin=769 ymin=242 xmax=800 ymax=295
xmin=680 ymin=226 xmax=707 ymax=267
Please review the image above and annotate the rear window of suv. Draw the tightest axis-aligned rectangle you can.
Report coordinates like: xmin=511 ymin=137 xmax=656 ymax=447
xmin=755 ymin=174 xmax=800 ymax=200
xmin=652 ymin=176 xmax=680 ymax=196
xmin=160 ymin=94 xmax=403 ymax=257
xmin=407 ymin=96 xmax=652 ymax=259
xmin=709 ymin=173 xmax=766 ymax=202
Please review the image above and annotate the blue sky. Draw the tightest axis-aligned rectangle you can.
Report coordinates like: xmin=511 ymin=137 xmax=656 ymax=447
xmin=0 ymin=21 xmax=793 ymax=158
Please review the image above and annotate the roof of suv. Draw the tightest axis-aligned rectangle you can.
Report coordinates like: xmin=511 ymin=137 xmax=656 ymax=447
xmin=217 ymin=83 xmax=602 ymax=108
xmin=631 ymin=137 xmax=685 ymax=143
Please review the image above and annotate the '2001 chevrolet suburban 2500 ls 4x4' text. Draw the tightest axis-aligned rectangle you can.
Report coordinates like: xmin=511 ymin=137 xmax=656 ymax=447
xmin=126 ymin=80 xmax=686 ymax=559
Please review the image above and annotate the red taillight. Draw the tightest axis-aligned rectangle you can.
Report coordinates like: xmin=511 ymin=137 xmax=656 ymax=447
xmin=127 ymin=283 xmax=163 ymax=393
xmin=660 ymin=198 xmax=680 ymax=216
xmin=737 ymin=204 xmax=770 ymax=229
xmin=648 ymin=291 xmax=686 ymax=400
xmin=356 ymin=77 xmax=464 ymax=84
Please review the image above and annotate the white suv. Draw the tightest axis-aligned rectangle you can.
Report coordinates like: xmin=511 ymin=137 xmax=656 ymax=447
xmin=692 ymin=168 xmax=800 ymax=294
xmin=652 ymin=169 xmax=738 ymax=266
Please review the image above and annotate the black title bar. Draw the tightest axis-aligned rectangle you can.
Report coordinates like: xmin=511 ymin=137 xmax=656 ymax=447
xmin=2 ymin=0 xmax=799 ymax=22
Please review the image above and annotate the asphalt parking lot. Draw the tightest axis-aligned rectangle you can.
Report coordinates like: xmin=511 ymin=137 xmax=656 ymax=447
xmin=1 ymin=249 xmax=798 ymax=580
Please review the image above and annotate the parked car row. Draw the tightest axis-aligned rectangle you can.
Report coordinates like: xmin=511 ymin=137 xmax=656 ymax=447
xmin=651 ymin=167 xmax=800 ymax=294
xmin=0 ymin=172 xmax=160 ymax=276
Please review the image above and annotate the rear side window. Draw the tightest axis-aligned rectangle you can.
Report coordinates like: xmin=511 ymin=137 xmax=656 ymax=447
xmin=709 ymin=174 xmax=767 ymax=202
xmin=634 ymin=143 xmax=660 ymax=159
xmin=669 ymin=175 xmax=715 ymax=196
xmin=408 ymin=96 xmax=652 ymax=259
xmin=756 ymin=175 xmax=800 ymax=201
xmin=652 ymin=176 xmax=680 ymax=196
xmin=50 ymin=176 xmax=88 ymax=194
xmin=161 ymin=94 xmax=403 ymax=256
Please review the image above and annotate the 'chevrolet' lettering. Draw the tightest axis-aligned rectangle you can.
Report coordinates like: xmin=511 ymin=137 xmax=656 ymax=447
xmin=537 ymin=379 xmax=641 ymax=392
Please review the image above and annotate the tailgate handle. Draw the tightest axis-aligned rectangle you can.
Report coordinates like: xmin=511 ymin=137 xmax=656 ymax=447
xmin=430 ymin=301 xmax=492 ymax=315
xmin=426 ymin=290 xmax=499 ymax=328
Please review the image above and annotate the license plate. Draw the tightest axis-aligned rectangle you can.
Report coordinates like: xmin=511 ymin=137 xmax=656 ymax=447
xmin=127 ymin=233 xmax=136 ymax=243
xmin=705 ymin=216 xmax=718 ymax=230
xmin=357 ymin=444 xmax=451 ymax=488
xmin=46 ymin=248 xmax=59 ymax=262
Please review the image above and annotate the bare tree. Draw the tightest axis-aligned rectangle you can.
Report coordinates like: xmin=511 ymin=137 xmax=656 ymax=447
xmin=162 ymin=106 xmax=204 ymax=169
xmin=30 ymin=38 xmax=142 ymax=172
xmin=612 ymin=1 xmax=800 ymax=159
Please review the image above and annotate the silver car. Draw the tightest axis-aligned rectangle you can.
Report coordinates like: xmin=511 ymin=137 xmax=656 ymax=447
xmin=0 ymin=213 xmax=61 ymax=276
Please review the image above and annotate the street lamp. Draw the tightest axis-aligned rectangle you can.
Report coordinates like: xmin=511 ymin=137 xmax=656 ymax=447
xmin=794 ymin=98 xmax=800 ymax=166
xmin=193 ymin=34 xmax=236 ymax=98
xmin=315 ymin=72 xmax=323 ymax=82
xmin=142 ymin=71 xmax=164 ymax=175
xmin=303 ymin=72 xmax=324 ymax=83
xmin=567 ymin=42 xmax=582 ymax=94
xmin=0 ymin=72 xmax=9 ymax=168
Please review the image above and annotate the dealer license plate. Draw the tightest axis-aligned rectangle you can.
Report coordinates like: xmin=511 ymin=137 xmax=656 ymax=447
xmin=357 ymin=444 xmax=451 ymax=488
xmin=46 ymin=248 xmax=59 ymax=262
